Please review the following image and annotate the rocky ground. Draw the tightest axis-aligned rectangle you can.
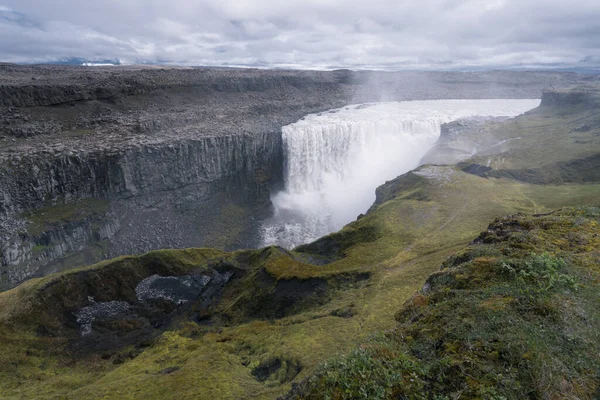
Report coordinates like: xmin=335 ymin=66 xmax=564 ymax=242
xmin=1 ymin=66 xmax=592 ymax=153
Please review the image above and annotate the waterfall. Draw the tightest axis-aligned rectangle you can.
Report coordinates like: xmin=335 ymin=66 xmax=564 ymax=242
xmin=261 ymin=99 xmax=540 ymax=249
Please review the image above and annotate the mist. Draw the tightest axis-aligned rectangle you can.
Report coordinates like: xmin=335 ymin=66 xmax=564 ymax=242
xmin=260 ymin=99 xmax=540 ymax=249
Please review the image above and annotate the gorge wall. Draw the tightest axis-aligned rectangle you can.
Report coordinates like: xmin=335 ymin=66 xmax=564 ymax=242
xmin=0 ymin=132 xmax=282 ymax=287
xmin=0 ymin=65 xmax=593 ymax=290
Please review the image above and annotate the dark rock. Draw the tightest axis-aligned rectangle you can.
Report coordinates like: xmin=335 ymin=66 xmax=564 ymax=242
xmin=251 ymin=356 xmax=302 ymax=384
xmin=540 ymin=89 xmax=600 ymax=110
xmin=158 ymin=366 xmax=181 ymax=375
xmin=330 ymin=306 xmax=355 ymax=318
xmin=461 ymin=163 xmax=492 ymax=177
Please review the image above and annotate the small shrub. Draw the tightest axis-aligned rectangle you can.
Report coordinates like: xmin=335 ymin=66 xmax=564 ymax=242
xmin=308 ymin=337 xmax=429 ymax=400
xmin=580 ymin=206 xmax=600 ymax=218
xmin=496 ymin=253 xmax=577 ymax=297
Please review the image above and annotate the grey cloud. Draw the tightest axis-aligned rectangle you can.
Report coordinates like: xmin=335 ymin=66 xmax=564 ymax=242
xmin=0 ymin=0 xmax=599 ymax=69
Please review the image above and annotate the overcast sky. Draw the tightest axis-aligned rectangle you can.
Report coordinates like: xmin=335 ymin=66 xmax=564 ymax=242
xmin=1 ymin=0 xmax=599 ymax=70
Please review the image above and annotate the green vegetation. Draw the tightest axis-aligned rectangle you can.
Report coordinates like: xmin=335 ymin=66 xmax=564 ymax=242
xmin=0 ymin=89 xmax=600 ymax=399
xmin=1 ymin=172 xmax=598 ymax=399
xmin=22 ymin=198 xmax=110 ymax=236
xmin=292 ymin=208 xmax=600 ymax=399
xmin=31 ymin=244 xmax=49 ymax=253
xmin=465 ymin=95 xmax=600 ymax=184
xmin=71 ymin=128 xmax=96 ymax=135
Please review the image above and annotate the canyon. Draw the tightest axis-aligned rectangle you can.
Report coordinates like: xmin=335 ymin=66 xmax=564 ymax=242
xmin=0 ymin=65 xmax=590 ymax=290
xmin=0 ymin=66 xmax=599 ymax=399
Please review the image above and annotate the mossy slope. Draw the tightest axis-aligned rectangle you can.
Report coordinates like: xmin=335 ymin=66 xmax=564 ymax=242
xmin=288 ymin=207 xmax=600 ymax=399
xmin=1 ymin=88 xmax=600 ymax=399
xmin=1 ymin=171 xmax=597 ymax=399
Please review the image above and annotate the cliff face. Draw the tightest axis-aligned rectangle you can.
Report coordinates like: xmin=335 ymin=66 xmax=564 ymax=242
xmin=1 ymin=74 xmax=599 ymax=398
xmin=539 ymin=87 xmax=600 ymax=109
xmin=419 ymin=116 xmax=510 ymax=166
xmin=0 ymin=133 xmax=281 ymax=214
xmin=0 ymin=132 xmax=283 ymax=290
xmin=0 ymin=65 xmax=593 ymax=290
xmin=0 ymin=67 xmax=350 ymax=290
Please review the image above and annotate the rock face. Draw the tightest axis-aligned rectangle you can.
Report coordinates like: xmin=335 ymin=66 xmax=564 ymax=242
xmin=1 ymin=134 xmax=281 ymax=213
xmin=419 ymin=116 xmax=511 ymax=165
xmin=0 ymin=64 xmax=595 ymax=290
xmin=539 ymin=87 xmax=600 ymax=109
xmin=0 ymin=132 xmax=283 ymax=290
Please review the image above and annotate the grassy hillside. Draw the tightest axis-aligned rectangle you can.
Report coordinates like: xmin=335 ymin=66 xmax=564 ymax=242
xmin=0 ymin=87 xmax=599 ymax=399
xmin=287 ymin=207 xmax=600 ymax=399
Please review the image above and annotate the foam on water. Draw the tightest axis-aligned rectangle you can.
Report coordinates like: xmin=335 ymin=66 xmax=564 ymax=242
xmin=261 ymin=99 xmax=540 ymax=249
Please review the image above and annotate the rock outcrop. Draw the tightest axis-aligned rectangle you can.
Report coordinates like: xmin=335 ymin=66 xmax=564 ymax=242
xmin=539 ymin=86 xmax=600 ymax=109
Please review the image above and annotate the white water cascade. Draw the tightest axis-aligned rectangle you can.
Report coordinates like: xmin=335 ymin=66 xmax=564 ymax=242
xmin=260 ymin=99 xmax=540 ymax=249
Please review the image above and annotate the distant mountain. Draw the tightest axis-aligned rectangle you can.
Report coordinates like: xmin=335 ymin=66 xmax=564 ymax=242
xmin=34 ymin=57 xmax=121 ymax=66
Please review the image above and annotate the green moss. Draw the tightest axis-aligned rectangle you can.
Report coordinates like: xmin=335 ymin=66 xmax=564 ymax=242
xmin=2 ymin=170 xmax=599 ymax=399
xmin=22 ymin=198 xmax=110 ymax=236
xmin=496 ymin=252 xmax=577 ymax=297
xmin=467 ymin=104 xmax=600 ymax=173
xmin=0 ymin=247 xmax=226 ymax=333
xmin=71 ymin=128 xmax=95 ymax=135
xmin=31 ymin=244 xmax=49 ymax=253
xmin=293 ymin=208 xmax=600 ymax=399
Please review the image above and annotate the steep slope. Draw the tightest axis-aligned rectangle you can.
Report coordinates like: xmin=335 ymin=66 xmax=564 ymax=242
xmin=287 ymin=207 xmax=600 ymax=399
